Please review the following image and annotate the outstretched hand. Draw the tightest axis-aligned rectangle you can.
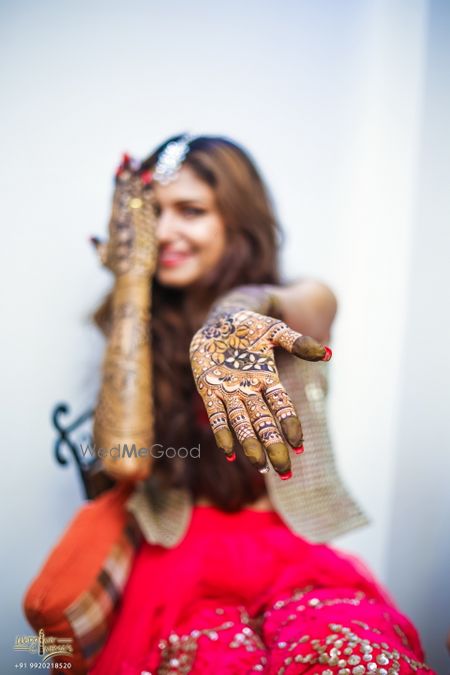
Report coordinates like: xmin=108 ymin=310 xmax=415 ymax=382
xmin=190 ymin=310 xmax=332 ymax=479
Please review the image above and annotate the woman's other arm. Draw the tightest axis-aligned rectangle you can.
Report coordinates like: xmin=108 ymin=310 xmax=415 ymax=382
xmin=271 ymin=279 xmax=338 ymax=344
xmin=91 ymin=161 xmax=157 ymax=481
xmin=207 ymin=279 xmax=337 ymax=344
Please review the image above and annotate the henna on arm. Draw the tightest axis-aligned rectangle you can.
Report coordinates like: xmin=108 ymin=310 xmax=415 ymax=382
xmin=208 ymin=281 xmax=337 ymax=343
xmin=91 ymin=161 xmax=157 ymax=481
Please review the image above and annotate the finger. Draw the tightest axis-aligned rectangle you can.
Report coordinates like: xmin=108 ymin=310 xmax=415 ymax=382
xmin=224 ymin=395 xmax=266 ymax=470
xmin=243 ymin=393 xmax=292 ymax=476
xmin=270 ymin=321 xmax=332 ymax=362
xmin=203 ymin=395 xmax=235 ymax=460
xmin=244 ymin=394 xmax=293 ymax=474
xmin=264 ymin=383 xmax=304 ymax=450
xmin=244 ymin=393 xmax=284 ymax=449
xmin=265 ymin=442 xmax=292 ymax=479
xmin=89 ymin=235 xmax=102 ymax=248
xmin=89 ymin=236 xmax=108 ymax=267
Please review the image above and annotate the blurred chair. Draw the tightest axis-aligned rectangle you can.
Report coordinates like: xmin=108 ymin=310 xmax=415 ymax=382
xmin=52 ymin=403 xmax=115 ymax=499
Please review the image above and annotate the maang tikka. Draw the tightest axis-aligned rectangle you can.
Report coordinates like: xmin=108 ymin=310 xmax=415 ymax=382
xmin=152 ymin=133 xmax=196 ymax=185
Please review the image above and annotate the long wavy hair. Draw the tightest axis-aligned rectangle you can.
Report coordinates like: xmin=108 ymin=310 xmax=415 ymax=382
xmin=93 ymin=135 xmax=283 ymax=510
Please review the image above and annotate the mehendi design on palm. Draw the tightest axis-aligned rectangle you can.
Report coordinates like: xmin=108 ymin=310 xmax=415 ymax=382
xmin=190 ymin=309 xmax=329 ymax=477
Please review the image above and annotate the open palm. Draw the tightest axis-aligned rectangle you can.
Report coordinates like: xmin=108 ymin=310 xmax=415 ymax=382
xmin=190 ymin=310 xmax=331 ymax=478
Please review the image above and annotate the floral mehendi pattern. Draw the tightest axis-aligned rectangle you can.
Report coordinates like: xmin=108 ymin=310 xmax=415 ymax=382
xmin=190 ymin=309 xmax=327 ymax=477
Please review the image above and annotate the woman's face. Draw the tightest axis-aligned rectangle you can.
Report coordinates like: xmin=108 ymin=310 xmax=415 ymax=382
xmin=152 ymin=165 xmax=227 ymax=288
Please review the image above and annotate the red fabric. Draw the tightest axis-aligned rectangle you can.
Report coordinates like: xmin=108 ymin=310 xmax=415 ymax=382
xmin=90 ymin=505 xmax=432 ymax=674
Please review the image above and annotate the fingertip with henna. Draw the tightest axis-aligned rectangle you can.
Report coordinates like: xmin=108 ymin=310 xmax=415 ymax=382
xmin=225 ymin=452 xmax=236 ymax=462
xmin=293 ymin=445 xmax=304 ymax=455
xmin=281 ymin=417 xmax=303 ymax=447
xmin=279 ymin=470 xmax=292 ymax=480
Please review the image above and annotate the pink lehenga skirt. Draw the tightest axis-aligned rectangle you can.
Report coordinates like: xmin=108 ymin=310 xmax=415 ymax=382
xmin=89 ymin=505 xmax=433 ymax=674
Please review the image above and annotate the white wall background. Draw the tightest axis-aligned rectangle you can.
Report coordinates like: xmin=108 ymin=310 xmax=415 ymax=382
xmin=1 ymin=0 xmax=448 ymax=672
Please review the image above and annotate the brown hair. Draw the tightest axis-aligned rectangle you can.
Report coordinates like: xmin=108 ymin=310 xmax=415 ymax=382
xmin=93 ymin=135 xmax=282 ymax=510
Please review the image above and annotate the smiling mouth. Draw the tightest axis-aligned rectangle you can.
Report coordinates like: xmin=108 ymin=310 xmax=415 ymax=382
xmin=158 ymin=250 xmax=192 ymax=268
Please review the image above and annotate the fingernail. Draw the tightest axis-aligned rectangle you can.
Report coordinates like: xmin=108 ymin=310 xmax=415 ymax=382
xmin=321 ymin=346 xmax=332 ymax=361
xmin=225 ymin=452 xmax=236 ymax=462
xmin=281 ymin=417 xmax=302 ymax=447
xmin=140 ymin=170 xmax=153 ymax=186
xmin=293 ymin=445 xmax=304 ymax=455
xmin=279 ymin=470 xmax=292 ymax=480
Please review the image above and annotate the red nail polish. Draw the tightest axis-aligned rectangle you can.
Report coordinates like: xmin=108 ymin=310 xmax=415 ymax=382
xmin=141 ymin=170 xmax=153 ymax=185
xmin=279 ymin=470 xmax=292 ymax=480
xmin=321 ymin=346 xmax=332 ymax=361
xmin=293 ymin=445 xmax=304 ymax=455
xmin=225 ymin=452 xmax=236 ymax=462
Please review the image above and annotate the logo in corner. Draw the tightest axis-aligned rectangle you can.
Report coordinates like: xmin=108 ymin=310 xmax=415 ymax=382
xmin=14 ymin=628 xmax=74 ymax=661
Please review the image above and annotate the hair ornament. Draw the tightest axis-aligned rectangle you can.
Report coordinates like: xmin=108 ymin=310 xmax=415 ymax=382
xmin=153 ymin=133 xmax=196 ymax=185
